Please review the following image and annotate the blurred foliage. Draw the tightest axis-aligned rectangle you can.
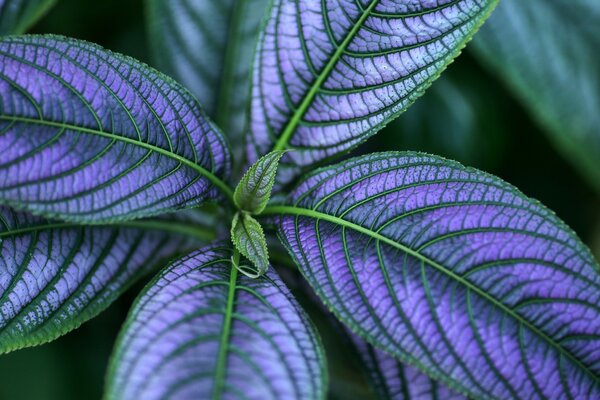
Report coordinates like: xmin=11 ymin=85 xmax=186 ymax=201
xmin=0 ymin=0 xmax=598 ymax=398
xmin=30 ymin=0 xmax=148 ymax=61
xmin=378 ymin=66 xmax=507 ymax=171
xmin=473 ymin=0 xmax=600 ymax=193
xmin=0 ymin=0 xmax=55 ymax=34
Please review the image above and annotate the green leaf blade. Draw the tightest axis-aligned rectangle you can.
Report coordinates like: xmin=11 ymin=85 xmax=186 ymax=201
xmin=146 ymin=0 xmax=269 ymax=145
xmin=472 ymin=0 xmax=600 ymax=192
xmin=234 ymin=150 xmax=285 ymax=214
xmin=0 ymin=0 xmax=56 ymax=35
xmin=231 ymin=212 xmax=269 ymax=277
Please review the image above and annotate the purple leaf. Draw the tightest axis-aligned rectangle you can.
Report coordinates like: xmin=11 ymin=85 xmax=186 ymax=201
xmin=247 ymin=0 xmax=499 ymax=184
xmin=106 ymin=243 xmax=326 ymax=400
xmin=0 ymin=205 xmax=204 ymax=353
xmin=311 ymin=275 xmax=465 ymax=399
xmin=0 ymin=35 xmax=232 ymax=223
xmin=265 ymin=152 xmax=600 ymax=398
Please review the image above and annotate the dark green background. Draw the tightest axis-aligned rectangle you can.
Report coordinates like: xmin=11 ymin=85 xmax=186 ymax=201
xmin=1 ymin=0 xmax=598 ymax=398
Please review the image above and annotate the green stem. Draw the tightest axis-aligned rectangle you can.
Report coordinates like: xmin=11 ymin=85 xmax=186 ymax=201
xmin=212 ymin=249 xmax=239 ymax=399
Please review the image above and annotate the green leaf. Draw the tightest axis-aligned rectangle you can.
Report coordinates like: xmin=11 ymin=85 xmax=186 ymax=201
xmin=234 ymin=151 xmax=285 ymax=214
xmin=472 ymin=0 xmax=600 ymax=192
xmin=0 ymin=0 xmax=56 ymax=35
xmin=146 ymin=0 xmax=269 ymax=148
xmin=230 ymin=211 xmax=269 ymax=278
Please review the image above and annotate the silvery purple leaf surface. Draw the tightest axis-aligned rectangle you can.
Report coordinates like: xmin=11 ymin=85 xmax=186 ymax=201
xmin=0 ymin=35 xmax=231 ymax=223
xmin=348 ymin=332 xmax=464 ymax=399
xmin=0 ymin=205 xmax=202 ymax=353
xmin=266 ymin=152 xmax=600 ymax=398
xmin=106 ymin=243 xmax=326 ymax=400
xmin=247 ymin=0 xmax=498 ymax=183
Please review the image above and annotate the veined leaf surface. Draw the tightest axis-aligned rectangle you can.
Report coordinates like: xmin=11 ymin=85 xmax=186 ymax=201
xmin=0 ymin=35 xmax=231 ymax=223
xmin=248 ymin=0 xmax=498 ymax=183
xmin=106 ymin=243 xmax=326 ymax=400
xmin=234 ymin=151 xmax=285 ymax=214
xmin=0 ymin=206 xmax=206 ymax=353
xmin=473 ymin=0 xmax=600 ymax=192
xmin=266 ymin=152 xmax=600 ymax=399
xmin=146 ymin=0 xmax=269 ymax=145
xmin=231 ymin=212 xmax=270 ymax=277
xmin=348 ymin=332 xmax=464 ymax=399
xmin=0 ymin=0 xmax=55 ymax=35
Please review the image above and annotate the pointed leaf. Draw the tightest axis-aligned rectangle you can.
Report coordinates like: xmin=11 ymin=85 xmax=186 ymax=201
xmin=473 ymin=0 xmax=600 ymax=192
xmin=146 ymin=0 xmax=269 ymax=146
xmin=0 ymin=205 xmax=206 ymax=353
xmin=231 ymin=212 xmax=269 ymax=277
xmin=0 ymin=0 xmax=56 ymax=35
xmin=234 ymin=151 xmax=285 ymax=214
xmin=248 ymin=0 xmax=499 ymax=184
xmin=265 ymin=152 xmax=600 ymax=398
xmin=0 ymin=35 xmax=232 ymax=223
xmin=106 ymin=243 xmax=326 ymax=400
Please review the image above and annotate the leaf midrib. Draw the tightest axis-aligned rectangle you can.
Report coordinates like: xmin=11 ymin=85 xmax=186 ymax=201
xmin=0 ymin=115 xmax=234 ymax=201
xmin=262 ymin=204 xmax=600 ymax=384
xmin=271 ymin=0 xmax=381 ymax=151
xmin=212 ymin=257 xmax=239 ymax=399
